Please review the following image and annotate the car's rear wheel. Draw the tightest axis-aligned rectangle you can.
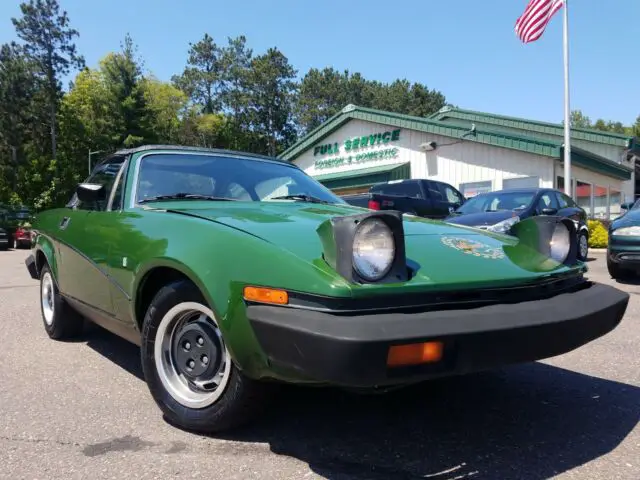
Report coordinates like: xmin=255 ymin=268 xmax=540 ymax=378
xmin=140 ymin=280 xmax=271 ymax=433
xmin=577 ymin=231 xmax=589 ymax=260
xmin=39 ymin=264 xmax=84 ymax=339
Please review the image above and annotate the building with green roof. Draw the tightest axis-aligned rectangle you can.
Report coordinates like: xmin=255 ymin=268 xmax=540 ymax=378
xmin=279 ymin=104 xmax=639 ymax=220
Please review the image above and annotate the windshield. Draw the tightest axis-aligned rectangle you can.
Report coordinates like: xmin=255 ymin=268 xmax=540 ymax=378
xmin=456 ymin=191 xmax=536 ymax=214
xmin=135 ymin=153 xmax=345 ymax=205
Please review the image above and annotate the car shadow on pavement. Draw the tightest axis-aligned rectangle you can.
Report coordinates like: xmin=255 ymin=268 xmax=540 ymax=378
xmin=222 ymin=363 xmax=639 ymax=480
xmin=82 ymin=322 xmax=145 ymax=381
xmin=80 ymin=325 xmax=639 ymax=480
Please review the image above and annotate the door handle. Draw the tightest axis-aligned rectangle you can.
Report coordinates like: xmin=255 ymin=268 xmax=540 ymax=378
xmin=59 ymin=216 xmax=70 ymax=230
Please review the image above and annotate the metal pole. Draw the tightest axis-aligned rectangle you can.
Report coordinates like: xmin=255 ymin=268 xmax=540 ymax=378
xmin=562 ymin=0 xmax=572 ymax=197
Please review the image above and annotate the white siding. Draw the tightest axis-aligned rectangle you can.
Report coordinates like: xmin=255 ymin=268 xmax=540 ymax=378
xmin=439 ymin=119 xmax=627 ymax=162
xmin=293 ymin=118 xmax=554 ymax=192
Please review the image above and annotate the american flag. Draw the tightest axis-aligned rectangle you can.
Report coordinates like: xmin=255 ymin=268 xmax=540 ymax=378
xmin=515 ymin=0 xmax=564 ymax=43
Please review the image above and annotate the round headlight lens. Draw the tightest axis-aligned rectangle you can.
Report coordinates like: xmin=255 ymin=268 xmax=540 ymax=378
xmin=549 ymin=223 xmax=571 ymax=262
xmin=353 ymin=218 xmax=395 ymax=281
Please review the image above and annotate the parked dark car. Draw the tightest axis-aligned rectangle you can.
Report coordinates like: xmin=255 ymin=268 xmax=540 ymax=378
xmin=607 ymin=199 xmax=640 ymax=279
xmin=341 ymin=179 xmax=466 ymax=220
xmin=0 ymin=204 xmax=33 ymax=249
xmin=445 ymin=187 xmax=590 ymax=260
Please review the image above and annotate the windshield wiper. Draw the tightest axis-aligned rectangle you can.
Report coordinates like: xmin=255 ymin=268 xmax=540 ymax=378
xmin=270 ymin=194 xmax=332 ymax=204
xmin=139 ymin=193 xmax=238 ymax=204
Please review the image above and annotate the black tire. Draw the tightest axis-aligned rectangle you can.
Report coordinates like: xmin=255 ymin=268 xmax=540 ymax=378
xmin=140 ymin=279 xmax=272 ymax=433
xmin=577 ymin=231 xmax=589 ymax=260
xmin=39 ymin=263 xmax=84 ymax=339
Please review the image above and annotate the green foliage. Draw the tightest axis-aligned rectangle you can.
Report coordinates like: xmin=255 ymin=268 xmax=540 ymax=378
xmin=12 ymin=0 xmax=84 ymax=158
xmin=587 ymin=220 xmax=608 ymax=248
xmin=295 ymin=68 xmax=446 ymax=134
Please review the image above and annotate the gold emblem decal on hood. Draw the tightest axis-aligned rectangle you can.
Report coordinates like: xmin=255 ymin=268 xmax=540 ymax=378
xmin=440 ymin=236 xmax=505 ymax=259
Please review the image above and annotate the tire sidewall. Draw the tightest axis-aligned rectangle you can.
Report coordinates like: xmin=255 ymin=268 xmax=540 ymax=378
xmin=578 ymin=231 xmax=589 ymax=260
xmin=39 ymin=265 xmax=60 ymax=336
xmin=140 ymin=281 xmax=244 ymax=430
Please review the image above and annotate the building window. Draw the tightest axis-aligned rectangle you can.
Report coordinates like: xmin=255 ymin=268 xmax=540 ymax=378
xmin=576 ymin=180 xmax=592 ymax=217
xmin=593 ymin=185 xmax=608 ymax=220
xmin=610 ymin=187 xmax=623 ymax=219
xmin=556 ymin=176 xmax=575 ymax=195
xmin=459 ymin=180 xmax=492 ymax=198
xmin=502 ymin=176 xmax=539 ymax=189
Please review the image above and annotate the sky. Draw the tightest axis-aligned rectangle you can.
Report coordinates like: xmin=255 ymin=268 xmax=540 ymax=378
xmin=0 ymin=0 xmax=637 ymax=126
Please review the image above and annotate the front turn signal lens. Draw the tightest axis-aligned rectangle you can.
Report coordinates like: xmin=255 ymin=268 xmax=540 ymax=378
xmin=387 ymin=341 xmax=443 ymax=367
xmin=243 ymin=286 xmax=289 ymax=305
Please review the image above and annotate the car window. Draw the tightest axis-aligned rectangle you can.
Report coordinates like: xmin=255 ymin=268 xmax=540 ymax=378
xmin=457 ymin=191 xmax=536 ymax=214
xmin=75 ymin=159 xmax=125 ymax=211
xmin=430 ymin=181 xmax=464 ymax=204
xmin=134 ymin=153 xmax=344 ymax=204
xmin=536 ymin=192 xmax=556 ymax=212
xmin=555 ymin=192 xmax=575 ymax=209
xmin=370 ymin=182 xmax=421 ymax=198
xmin=427 ymin=181 xmax=463 ymax=203
xmin=223 ymin=182 xmax=252 ymax=201
xmin=109 ymin=164 xmax=127 ymax=211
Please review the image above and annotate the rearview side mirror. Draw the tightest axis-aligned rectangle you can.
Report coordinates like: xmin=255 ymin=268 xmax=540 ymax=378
xmin=541 ymin=207 xmax=558 ymax=215
xmin=76 ymin=183 xmax=106 ymax=204
xmin=621 ymin=202 xmax=633 ymax=211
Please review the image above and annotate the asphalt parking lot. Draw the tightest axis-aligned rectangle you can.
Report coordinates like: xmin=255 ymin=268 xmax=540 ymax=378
xmin=0 ymin=248 xmax=638 ymax=480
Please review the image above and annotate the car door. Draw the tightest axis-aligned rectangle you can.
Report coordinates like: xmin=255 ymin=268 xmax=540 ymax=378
xmin=554 ymin=191 xmax=585 ymax=225
xmin=426 ymin=180 xmax=466 ymax=219
xmin=534 ymin=190 xmax=559 ymax=216
xmin=56 ymin=156 xmax=127 ymax=316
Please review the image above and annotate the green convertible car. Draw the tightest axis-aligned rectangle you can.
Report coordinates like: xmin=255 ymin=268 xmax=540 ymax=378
xmin=25 ymin=145 xmax=629 ymax=433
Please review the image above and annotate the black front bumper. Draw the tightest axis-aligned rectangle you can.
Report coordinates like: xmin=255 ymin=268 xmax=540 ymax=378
xmin=247 ymin=282 xmax=628 ymax=387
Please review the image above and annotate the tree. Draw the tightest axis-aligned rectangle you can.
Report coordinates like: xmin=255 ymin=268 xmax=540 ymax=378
xmin=295 ymin=67 xmax=349 ymax=133
xmin=172 ymin=34 xmax=222 ymax=114
xmin=219 ymin=36 xmax=253 ymax=148
xmin=567 ymin=109 xmax=592 ymax=129
xmin=0 ymin=43 xmax=39 ymax=170
xmin=246 ymin=48 xmax=298 ymax=156
xmin=100 ymin=34 xmax=153 ymax=147
xmin=142 ymin=76 xmax=189 ymax=143
xmin=11 ymin=0 xmax=84 ymax=158
xmin=295 ymin=68 xmax=446 ymax=134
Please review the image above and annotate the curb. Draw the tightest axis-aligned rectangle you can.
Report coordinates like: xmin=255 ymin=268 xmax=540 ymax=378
xmin=589 ymin=248 xmax=607 ymax=253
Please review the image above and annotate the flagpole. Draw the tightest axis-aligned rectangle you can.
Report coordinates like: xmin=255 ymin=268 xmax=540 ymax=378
xmin=562 ymin=0 xmax=572 ymax=197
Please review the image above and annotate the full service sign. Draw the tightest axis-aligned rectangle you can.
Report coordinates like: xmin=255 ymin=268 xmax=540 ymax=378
xmin=313 ymin=129 xmax=401 ymax=170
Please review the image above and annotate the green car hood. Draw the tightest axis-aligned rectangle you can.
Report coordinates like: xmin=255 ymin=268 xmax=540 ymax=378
xmin=163 ymin=201 xmax=580 ymax=290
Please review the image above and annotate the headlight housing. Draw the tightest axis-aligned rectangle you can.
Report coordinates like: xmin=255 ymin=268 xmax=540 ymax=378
xmin=316 ymin=210 xmax=409 ymax=284
xmin=509 ymin=215 xmax=579 ymax=267
xmin=486 ymin=216 xmax=520 ymax=234
xmin=353 ymin=218 xmax=395 ymax=281
xmin=549 ymin=222 xmax=571 ymax=262
xmin=612 ymin=226 xmax=640 ymax=236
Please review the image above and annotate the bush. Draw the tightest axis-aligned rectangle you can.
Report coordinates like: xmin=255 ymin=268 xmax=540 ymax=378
xmin=587 ymin=219 xmax=608 ymax=248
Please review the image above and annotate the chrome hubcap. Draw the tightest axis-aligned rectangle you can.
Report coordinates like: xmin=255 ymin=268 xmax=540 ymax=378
xmin=41 ymin=272 xmax=55 ymax=325
xmin=154 ymin=302 xmax=231 ymax=409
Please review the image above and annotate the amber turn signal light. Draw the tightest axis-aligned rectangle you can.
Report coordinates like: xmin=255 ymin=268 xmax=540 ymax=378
xmin=387 ymin=341 xmax=444 ymax=367
xmin=243 ymin=286 xmax=289 ymax=305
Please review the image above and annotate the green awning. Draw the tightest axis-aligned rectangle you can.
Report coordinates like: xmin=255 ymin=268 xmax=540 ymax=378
xmin=312 ymin=162 xmax=411 ymax=190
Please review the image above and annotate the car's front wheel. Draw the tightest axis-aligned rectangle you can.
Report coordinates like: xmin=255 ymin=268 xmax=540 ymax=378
xmin=141 ymin=280 xmax=271 ymax=433
xmin=577 ymin=231 xmax=589 ymax=260
xmin=39 ymin=264 xmax=85 ymax=339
